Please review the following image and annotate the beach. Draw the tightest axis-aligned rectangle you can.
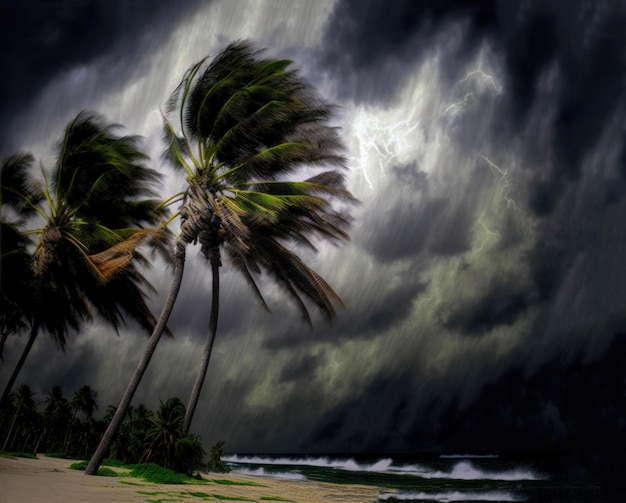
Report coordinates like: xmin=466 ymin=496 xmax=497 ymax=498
xmin=0 ymin=455 xmax=381 ymax=503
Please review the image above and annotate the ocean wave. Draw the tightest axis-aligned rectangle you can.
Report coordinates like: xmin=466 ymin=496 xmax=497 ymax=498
xmin=224 ymin=455 xmax=543 ymax=481
xmin=233 ymin=467 xmax=306 ymax=481
xmin=225 ymin=454 xmax=398 ymax=473
xmin=418 ymin=461 xmax=542 ymax=481
xmin=378 ymin=490 xmax=524 ymax=502
xmin=439 ymin=454 xmax=499 ymax=459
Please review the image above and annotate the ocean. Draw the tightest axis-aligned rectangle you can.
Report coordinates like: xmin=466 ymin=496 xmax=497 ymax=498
xmin=223 ymin=453 xmax=603 ymax=502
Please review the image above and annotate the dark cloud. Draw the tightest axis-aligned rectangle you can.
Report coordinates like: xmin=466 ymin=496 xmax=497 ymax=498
xmin=441 ymin=278 xmax=532 ymax=336
xmin=320 ymin=0 xmax=626 ymax=218
xmin=263 ymin=278 xmax=427 ymax=350
xmin=318 ymin=0 xmax=498 ymax=103
xmin=430 ymin=333 xmax=626 ymax=488
xmin=0 ymin=0 xmax=205 ymax=153
xmin=278 ymin=351 xmax=323 ymax=384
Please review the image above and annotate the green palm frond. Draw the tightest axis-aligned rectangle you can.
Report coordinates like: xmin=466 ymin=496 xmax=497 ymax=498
xmin=162 ymin=40 xmax=355 ymax=323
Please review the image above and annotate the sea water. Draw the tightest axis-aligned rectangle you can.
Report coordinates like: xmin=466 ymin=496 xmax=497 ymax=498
xmin=223 ymin=453 xmax=603 ymax=502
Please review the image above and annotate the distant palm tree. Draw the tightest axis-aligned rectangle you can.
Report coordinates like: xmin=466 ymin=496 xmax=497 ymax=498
xmin=72 ymin=385 xmax=98 ymax=421
xmin=87 ymin=40 xmax=353 ymax=475
xmin=43 ymin=385 xmax=72 ymax=452
xmin=1 ymin=383 xmax=37 ymax=451
xmin=0 ymin=111 xmax=170 ymax=405
xmin=142 ymin=397 xmax=185 ymax=468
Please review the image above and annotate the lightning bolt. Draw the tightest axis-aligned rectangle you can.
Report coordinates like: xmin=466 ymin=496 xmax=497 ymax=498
xmin=457 ymin=62 xmax=503 ymax=94
xmin=348 ymin=108 xmax=421 ymax=189
xmin=443 ymin=59 xmax=502 ymax=120
xmin=474 ymin=219 xmax=501 ymax=253
xmin=480 ymin=154 xmax=519 ymax=211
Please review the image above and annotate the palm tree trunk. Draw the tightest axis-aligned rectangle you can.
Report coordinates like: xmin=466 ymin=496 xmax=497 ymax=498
xmin=183 ymin=245 xmax=220 ymax=435
xmin=1 ymin=322 xmax=40 ymax=407
xmin=85 ymin=241 xmax=186 ymax=475
xmin=1 ymin=413 xmax=18 ymax=451
xmin=0 ymin=330 xmax=10 ymax=362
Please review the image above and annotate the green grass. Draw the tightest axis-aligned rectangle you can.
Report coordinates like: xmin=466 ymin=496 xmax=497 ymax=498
xmin=120 ymin=480 xmax=149 ymax=486
xmin=68 ymin=461 xmax=117 ymax=476
xmin=185 ymin=492 xmax=210 ymax=498
xmin=45 ymin=452 xmax=83 ymax=459
xmin=0 ymin=451 xmax=37 ymax=459
xmin=210 ymin=496 xmax=255 ymax=501
xmin=211 ymin=479 xmax=264 ymax=486
xmin=127 ymin=463 xmax=190 ymax=484
xmin=102 ymin=457 xmax=127 ymax=467
xmin=137 ymin=490 xmax=169 ymax=495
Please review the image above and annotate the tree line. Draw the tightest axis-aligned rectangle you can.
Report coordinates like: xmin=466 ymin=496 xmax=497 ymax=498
xmin=0 ymin=383 xmax=206 ymax=474
xmin=1 ymin=40 xmax=354 ymax=475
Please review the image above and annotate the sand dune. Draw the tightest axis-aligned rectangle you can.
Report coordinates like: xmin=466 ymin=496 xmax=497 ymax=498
xmin=0 ymin=455 xmax=381 ymax=503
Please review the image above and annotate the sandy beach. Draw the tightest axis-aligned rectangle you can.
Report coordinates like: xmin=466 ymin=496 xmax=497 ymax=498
xmin=0 ymin=455 xmax=381 ymax=503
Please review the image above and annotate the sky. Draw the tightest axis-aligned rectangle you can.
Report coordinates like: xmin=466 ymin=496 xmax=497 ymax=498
xmin=2 ymin=0 xmax=626 ymax=486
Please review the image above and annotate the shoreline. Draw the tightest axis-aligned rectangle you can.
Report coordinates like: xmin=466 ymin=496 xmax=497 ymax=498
xmin=0 ymin=454 xmax=382 ymax=503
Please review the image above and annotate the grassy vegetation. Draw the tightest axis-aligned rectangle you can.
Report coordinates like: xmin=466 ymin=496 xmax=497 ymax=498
xmin=127 ymin=463 xmax=194 ymax=484
xmin=45 ymin=452 xmax=82 ymax=459
xmin=210 ymin=496 xmax=255 ymax=501
xmin=68 ymin=460 xmax=118 ymax=477
xmin=120 ymin=480 xmax=148 ymax=486
xmin=0 ymin=451 xmax=37 ymax=459
xmin=211 ymin=479 xmax=264 ymax=486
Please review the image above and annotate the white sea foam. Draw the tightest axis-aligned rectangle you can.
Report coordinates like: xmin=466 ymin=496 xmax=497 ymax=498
xmin=420 ymin=461 xmax=542 ymax=481
xmin=440 ymin=454 xmax=499 ymax=459
xmin=234 ymin=467 xmax=306 ymax=481
xmin=224 ymin=454 xmax=397 ymax=473
xmin=224 ymin=455 xmax=543 ymax=481
xmin=378 ymin=490 xmax=525 ymax=502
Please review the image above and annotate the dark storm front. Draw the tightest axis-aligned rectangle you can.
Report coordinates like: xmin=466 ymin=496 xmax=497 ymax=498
xmin=224 ymin=453 xmax=602 ymax=502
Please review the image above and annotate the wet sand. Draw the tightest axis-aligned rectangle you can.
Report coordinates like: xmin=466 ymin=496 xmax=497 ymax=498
xmin=0 ymin=454 xmax=382 ymax=503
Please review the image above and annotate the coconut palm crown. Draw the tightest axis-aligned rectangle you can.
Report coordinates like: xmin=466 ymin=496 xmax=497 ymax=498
xmin=163 ymin=40 xmax=353 ymax=322
xmin=0 ymin=111 xmax=171 ymax=405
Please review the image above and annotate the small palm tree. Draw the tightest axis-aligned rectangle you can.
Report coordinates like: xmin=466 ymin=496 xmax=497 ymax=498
xmin=43 ymin=385 xmax=72 ymax=452
xmin=142 ymin=397 xmax=185 ymax=468
xmin=1 ymin=383 xmax=37 ymax=451
xmin=87 ymin=40 xmax=353 ymax=475
xmin=72 ymin=385 xmax=98 ymax=421
xmin=0 ymin=111 xmax=170 ymax=405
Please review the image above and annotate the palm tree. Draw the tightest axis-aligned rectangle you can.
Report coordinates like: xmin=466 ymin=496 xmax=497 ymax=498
xmin=0 ymin=154 xmax=41 ymax=360
xmin=72 ymin=385 xmax=98 ymax=421
xmin=0 ymin=111 xmax=169 ymax=405
xmin=86 ymin=40 xmax=353 ymax=475
xmin=1 ymin=383 xmax=37 ymax=451
xmin=43 ymin=385 xmax=72 ymax=452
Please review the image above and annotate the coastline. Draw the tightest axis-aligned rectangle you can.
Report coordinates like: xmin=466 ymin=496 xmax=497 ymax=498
xmin=0 ymin=454 xmax=382 ymax=503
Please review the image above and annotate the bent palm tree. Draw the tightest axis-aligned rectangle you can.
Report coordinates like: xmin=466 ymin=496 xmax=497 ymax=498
xmin=0 ymin=111 xmax=169 ymax=405
xmin=86 ymin=40 xmax=353 ymax=474
xmin=0 ymin=154 xmax=41 ymax=359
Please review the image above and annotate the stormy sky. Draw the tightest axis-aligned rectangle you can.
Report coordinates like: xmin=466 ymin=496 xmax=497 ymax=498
xmin=2 ymin=0 xmax=626 ymax=482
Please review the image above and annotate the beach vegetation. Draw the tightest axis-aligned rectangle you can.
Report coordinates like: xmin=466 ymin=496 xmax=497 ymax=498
xmin=0 ymin=384 xmax=210 ymax=478
xmin=207 ymin=440 xmax=231 ymax=473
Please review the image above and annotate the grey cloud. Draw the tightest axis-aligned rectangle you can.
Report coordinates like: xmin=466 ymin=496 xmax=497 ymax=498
xmin=440 ymin=278 xmax=533 ymax=336
xmin=0 ymin=0 xmax=207 ymax=153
